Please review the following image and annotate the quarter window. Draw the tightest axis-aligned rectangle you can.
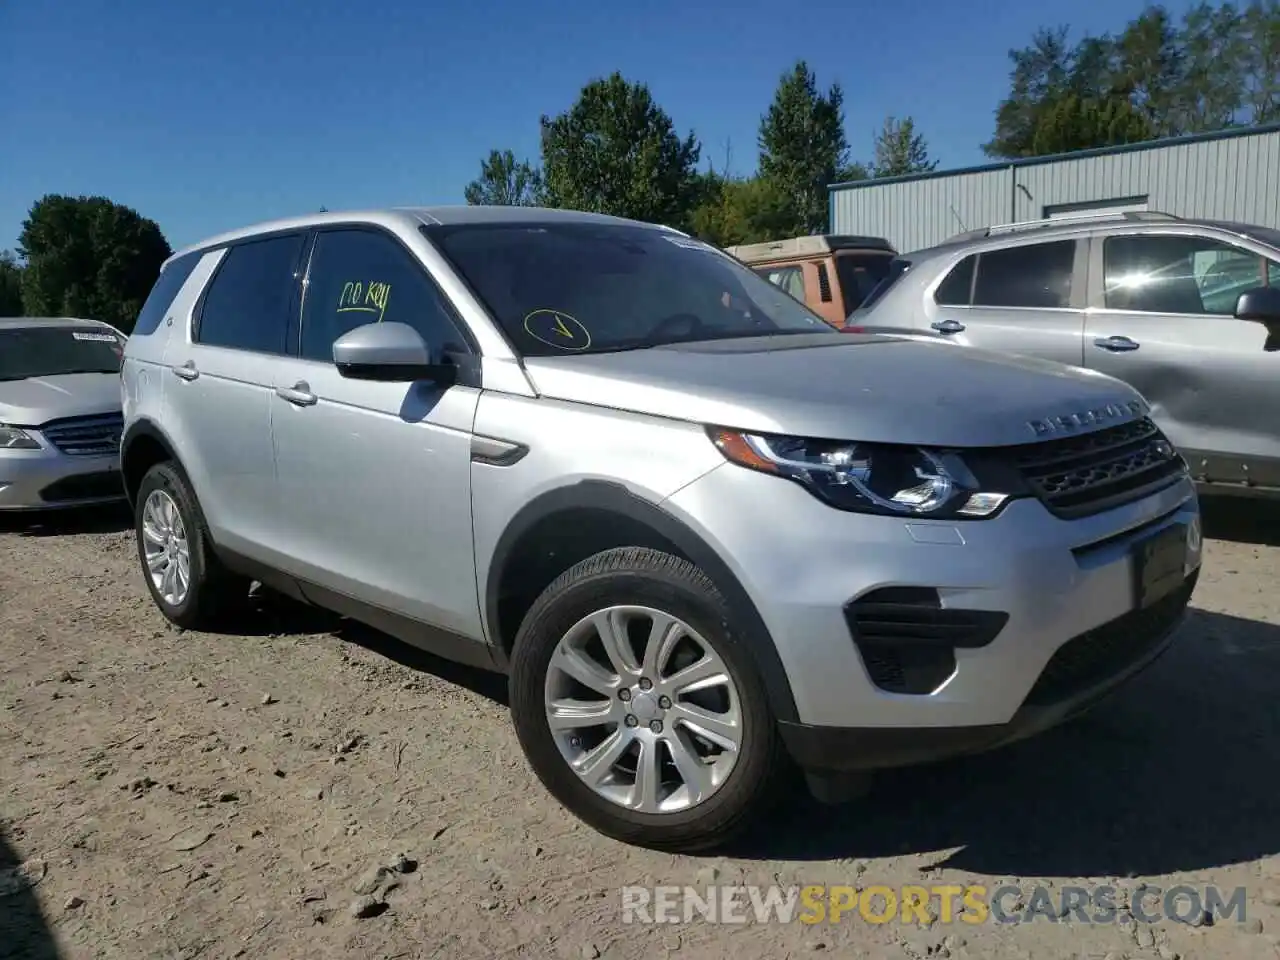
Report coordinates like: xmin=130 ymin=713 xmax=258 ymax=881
xmin=934 ymin=255 xmax=975 ymax=306
xmin=132 ymin=252 xmax=201 ymax=337
xmin=754 ymin=265 xmax=806 ymax=302
xmin=196 ymin=234 xmax=305 ymax=353
xmin=1104 ymin=235 xmax=1266 ymax=315
xmin=299 ymin=229 xmax=467 ymax=363
xmin=972 ymin=241 xmax=1075 ymax=309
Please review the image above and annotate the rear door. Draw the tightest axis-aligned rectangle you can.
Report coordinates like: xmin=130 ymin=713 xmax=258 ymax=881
xmin=923 ymin=239 xmax=1088 ymax=368
xmin=1083 ymin=231 xmax=1280 ymax=486
xmin=164 ymin=232 xmax=307 ymax=559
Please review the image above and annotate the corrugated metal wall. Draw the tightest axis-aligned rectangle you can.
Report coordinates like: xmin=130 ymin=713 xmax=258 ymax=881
xmin=830 ymin=126 xmax=1280 ymax=253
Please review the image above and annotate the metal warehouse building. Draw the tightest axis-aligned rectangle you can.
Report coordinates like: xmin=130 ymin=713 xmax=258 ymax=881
xmin=829 ymin=123 xmax=1280 ymax=253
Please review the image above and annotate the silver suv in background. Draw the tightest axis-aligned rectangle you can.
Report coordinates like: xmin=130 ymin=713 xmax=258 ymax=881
xmin=121 ymin=207 xmax=1201 ymax=851
xmin=848 ymin=210 xmax=1280 ymax=500
xmin=0 ymin=317 xmax=129 ymax=511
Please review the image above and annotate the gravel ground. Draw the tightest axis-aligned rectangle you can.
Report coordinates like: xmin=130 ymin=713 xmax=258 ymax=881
xmin=2 ymin=497 xmax=1279 ymax=960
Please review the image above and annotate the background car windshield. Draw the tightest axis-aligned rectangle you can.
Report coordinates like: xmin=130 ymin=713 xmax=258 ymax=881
xmin=0 ymin=327 xmax=125 ymax=381
xmin=430 ymin=223 xmax=830 ymax=355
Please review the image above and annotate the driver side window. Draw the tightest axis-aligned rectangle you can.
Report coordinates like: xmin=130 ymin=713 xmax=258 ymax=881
xmin=299 ymin=229 xmax=468 ymax=363
xmin=1103 ymin=234 xmax=1265 ymax=316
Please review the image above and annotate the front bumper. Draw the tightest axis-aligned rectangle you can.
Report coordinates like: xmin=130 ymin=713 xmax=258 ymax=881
xmin=662 ymin=462 xmax=1201 ymax=766
xmin=0 ymin=443 xmax=124 ymax=511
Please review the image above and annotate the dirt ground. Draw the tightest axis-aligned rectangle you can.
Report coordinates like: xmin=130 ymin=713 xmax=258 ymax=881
xmin=2 ymin=497 xmax=1280 ymax=960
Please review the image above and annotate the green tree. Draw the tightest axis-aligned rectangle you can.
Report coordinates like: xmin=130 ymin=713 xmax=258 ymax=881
xmin=1177 ymin=2 xmax=1249 ymax=131
xmin=984 ymin=26 xmax=1078 ymax=158
xmin=1115 ymin=5 xmax=1188 ymax=133
xmin=1029 ymin=93 xmax=1153 ymax=154
xmin=463 ymin=149 xmax=543 ymax=206
xmin=870 ymin=116 xmax=938 ymax=178
xmin=0 ymin=251 xmax=24 ymax=316
xmin=539 ymin=73 xmax=702 ymax=229
xmin=758 ymin=61 xmax=850 ymax=235
xmin=985 ymin=2 xmax=1279 ymax=159
xmin=689 ymin=174 xmax=794 ymax=247
xmin=1240 ymin=0 xmax=1280 ymax=123
xmin=18 ymin=194 xmax=172 ymax=333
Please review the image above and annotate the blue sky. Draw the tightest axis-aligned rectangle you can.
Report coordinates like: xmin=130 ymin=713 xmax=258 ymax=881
xmin=0 ymin=0 xmax=1196 ymax=253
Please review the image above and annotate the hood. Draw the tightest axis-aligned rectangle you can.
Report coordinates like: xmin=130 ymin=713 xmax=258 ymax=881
xmin=0 ymin=373 xmax=123 ymax=426
xmin=521 ymin=333 xmax=1146 ymax=448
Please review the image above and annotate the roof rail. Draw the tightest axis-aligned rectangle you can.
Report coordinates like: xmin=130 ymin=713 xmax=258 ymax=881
xmin=949 ymin=209 xmax=1182 ymax=242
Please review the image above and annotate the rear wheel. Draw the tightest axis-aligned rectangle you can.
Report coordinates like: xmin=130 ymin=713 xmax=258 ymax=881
xmin=135 ymin=462 xmax=250 ymax=629
xmin=509 ymin=547 xmax=786 ymax=851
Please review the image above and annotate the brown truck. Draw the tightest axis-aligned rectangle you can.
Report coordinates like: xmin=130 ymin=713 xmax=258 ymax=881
xmin=726 ymin=234 xmax=897 ymax=328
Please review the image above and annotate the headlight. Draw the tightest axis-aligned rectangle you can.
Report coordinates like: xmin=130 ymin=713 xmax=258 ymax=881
xmin=708 ymin=428 xmax=1013 ymax=518
xmin=0 ymin=424 xmax=40 ymax=451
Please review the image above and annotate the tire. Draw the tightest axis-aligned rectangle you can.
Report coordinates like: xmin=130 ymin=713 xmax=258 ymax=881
xmin=509 ymin=546 xmax=787 ymax=852
xmin=134 ymin=461 xmax=250 ymax=629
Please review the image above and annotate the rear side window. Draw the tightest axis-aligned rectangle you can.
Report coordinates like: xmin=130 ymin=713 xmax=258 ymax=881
xmin=132 ymin=252 xmax=201 ymax=337
xmin=972 ymin=241 xmax=1076 ymax=309
xmin=754 ymin=264 xmax=806 ymax=302
xmin=196 ymin=234 xmax=305 ymax=354
xmin=933 ymin=255 xmax=975 ymax=306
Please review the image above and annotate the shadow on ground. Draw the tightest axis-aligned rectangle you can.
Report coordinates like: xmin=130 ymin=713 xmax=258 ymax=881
xmin=732 ymin=606 xmax=1280 ymax=877
xmin=0 ymin=823 xmax=60 ymax=960
xmin=224 ymin=589 xmax=510 ymax=706
xmin=0 ymin=503 xmax=132 ymax=538
xmin=1200 ymin=493 xmax=1280 ymax=546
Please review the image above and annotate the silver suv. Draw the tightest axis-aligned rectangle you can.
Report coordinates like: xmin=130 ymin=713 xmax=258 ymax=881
xmin=121 ymin=207 xmax=1203 ymax=851
xmin=848 ymin=211 xmax=1280 ymax=500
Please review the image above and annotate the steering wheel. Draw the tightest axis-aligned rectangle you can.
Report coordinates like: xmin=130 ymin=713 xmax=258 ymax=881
xmin=646 ymin=312 xmax=707 ymax=341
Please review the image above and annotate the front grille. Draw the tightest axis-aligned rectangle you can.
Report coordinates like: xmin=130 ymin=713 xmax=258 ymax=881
xmin=846 ymin=587 xmax=1009 ymax=695
xmin=1009 ymin=417 xmax=1185 ymax=519
xmin=40 ymin=413 xmax=124 ymax=457
xmin=1023 ymin=571 xmax=1197 ymax=707
xmin=39 ymin=470 xmax=124 ymax=503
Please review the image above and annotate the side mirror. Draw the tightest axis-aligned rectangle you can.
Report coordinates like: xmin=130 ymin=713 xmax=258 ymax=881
xmin=332 ymin=322 xmax=456 ymax=384
xmin=1234 ymin=286 xmax=1280 ymax=323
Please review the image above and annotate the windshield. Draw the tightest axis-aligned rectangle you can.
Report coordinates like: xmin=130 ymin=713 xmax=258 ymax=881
xmin=0 ymin=326 xmax=125 ymax=381
xmin=834 ymin=252 xmax=895 ymax=309
xmin=852 ymin=257 xmax=913 ymax=315
xmin=427 ymin=222 xmax=831 ymax=355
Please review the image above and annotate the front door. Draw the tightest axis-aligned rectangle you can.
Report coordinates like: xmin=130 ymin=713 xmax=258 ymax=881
xmin=267 ymin=226 xmax=485 ymax=639
xmin=926 ymin=238 xmax=1088 ymax=368
xmin=1083 ymin=231 xmax=1280 ymax=487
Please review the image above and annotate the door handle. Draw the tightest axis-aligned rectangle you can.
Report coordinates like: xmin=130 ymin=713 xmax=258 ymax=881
xmin=172 ymin=361 xmax=199 ymax=381
xmin=930 ymin=318 xmax=966 ymax=334
xmin=275 ymin=382 xmax=317 ymax=407
xmin=1093 ymin=335 xmax=1141 ymax=352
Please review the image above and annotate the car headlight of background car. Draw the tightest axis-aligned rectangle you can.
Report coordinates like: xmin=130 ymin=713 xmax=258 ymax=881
xmin=709 ymin=427 xmax=1013 ymax=518
xmin=0 ymin=424 xmax=40 ymax=451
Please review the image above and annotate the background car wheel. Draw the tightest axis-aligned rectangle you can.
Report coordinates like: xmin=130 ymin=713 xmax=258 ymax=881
xmin=509 ymin=546 xmax=787 ymax=852
xmin=134 ymin=462 xmax=249 ymax=630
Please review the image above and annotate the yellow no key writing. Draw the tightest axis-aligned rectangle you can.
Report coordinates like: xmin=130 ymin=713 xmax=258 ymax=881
xmin=337 ymin=281 xmax=392 ymax=322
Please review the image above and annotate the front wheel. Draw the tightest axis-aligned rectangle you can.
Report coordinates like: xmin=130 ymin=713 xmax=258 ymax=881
xmin=508 ymin=547 xmax=786 ymax=851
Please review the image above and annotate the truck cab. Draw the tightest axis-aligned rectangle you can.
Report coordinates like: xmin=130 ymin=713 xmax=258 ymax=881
xmin=725 ymin=234 xmax=897 ymax=327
